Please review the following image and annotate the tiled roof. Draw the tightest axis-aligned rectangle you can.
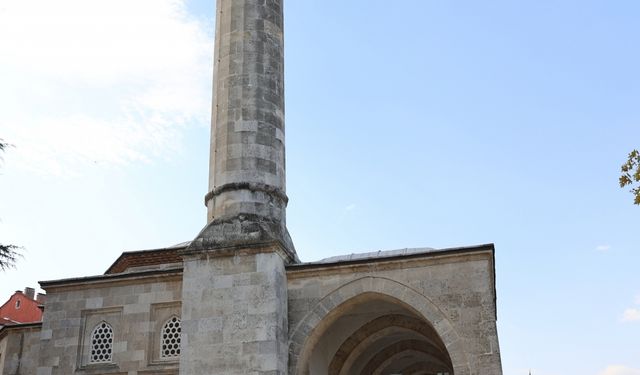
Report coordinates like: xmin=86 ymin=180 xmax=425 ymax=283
xmin=0 ymin=291 xmax=43 ymax=324
xmin=105 ymin=243 xmax=189 ymax=274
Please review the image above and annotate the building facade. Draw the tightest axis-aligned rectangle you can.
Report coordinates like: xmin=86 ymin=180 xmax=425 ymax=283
xmin=0 ymin=1 xmax=503 ymax=374
xmin=0 ymin=288 xmax=44 ymax=327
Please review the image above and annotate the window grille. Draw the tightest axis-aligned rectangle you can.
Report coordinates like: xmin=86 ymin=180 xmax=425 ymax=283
xmin=161 ymin=316 xmax=181 ymax=358
xmin=90 ymin=321 xmax=113 ymax=363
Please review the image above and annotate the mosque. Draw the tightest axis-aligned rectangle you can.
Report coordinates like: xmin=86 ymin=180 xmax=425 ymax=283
xmin=0 ymin=1 xmax=503 ymax=374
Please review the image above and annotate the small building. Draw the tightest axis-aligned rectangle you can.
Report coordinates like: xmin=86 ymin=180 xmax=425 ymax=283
xmin=0 ymin=288 xmax=44 ymax=374
xmin=0 ymin=288 xmax=44 ymax=326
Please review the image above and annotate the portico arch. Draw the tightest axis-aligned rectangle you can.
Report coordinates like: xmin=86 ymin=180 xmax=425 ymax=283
xmin=329 ymin=314 xmax=449 ymax=374
xmin=362 ymin=340 xmax=450 ymax=375
xmin=289 ymin=276 xmax=470 ymax=375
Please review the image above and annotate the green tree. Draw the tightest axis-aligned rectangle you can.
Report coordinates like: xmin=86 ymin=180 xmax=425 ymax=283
xmin=619 ymin=149 xmax=640 ymax=205
xmin=0 ymin=138 xmax=21 ymax=270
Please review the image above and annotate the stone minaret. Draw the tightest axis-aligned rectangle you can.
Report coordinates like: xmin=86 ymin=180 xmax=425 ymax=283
xmin=180 ymin=1 xmax=295 ymax=373
xmin=188 ymin=0 xmax=296 ymax=259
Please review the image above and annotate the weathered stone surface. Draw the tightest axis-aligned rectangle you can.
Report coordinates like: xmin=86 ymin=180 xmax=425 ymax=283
xmin=286 ymin=248 xmax=503 ymax=375
xmin=0 ymin=324 xmax=41 ymax=374
xmin=180 ymin=2 xmax=295 ymax=372
xmin=10 ymin=246 xmax=503 ymax=375
xmin=34 ymin=271 xmax=182 ymax=375
xmin=187 ymin=214 xmax=296 ymax=263
xmin=180 ymin=251 xmax=289 ymax=375
xmin=193 ymin=0 xmax=296 ymax=258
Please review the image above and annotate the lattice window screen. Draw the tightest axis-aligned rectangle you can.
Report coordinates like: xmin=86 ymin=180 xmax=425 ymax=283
xmin=90 ymin=321 xmax=113 ymax=363
xmin=160 ymin=316 xmax=181 ymax=358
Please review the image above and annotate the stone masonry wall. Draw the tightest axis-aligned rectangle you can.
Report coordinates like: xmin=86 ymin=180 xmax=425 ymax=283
xmin=0 ymin=325 xmax=41 ymax=375
xmin=38 ymin=271 xmax=182 ymax=375
xmin=286 ymin=251 xmax=502 ymax=375
xmin=180 ymin=251 xmax=289 ymax=375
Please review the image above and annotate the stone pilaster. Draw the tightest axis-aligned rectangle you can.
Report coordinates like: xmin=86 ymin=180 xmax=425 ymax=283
xmin=179 ymin=247 xmax=289 ymax=374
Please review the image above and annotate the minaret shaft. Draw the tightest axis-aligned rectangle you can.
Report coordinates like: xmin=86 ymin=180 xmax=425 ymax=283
xmin=180 ymin=2 xmax=294 ymax=373
xmin=187 ymin=0 xmax=295 ymax=259
xmin=207 ymin=0 xmax=287 ymax=224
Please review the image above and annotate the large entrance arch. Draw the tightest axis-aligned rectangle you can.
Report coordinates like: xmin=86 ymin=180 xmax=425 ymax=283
xmin=289 ymin=277 xmax=471 ymax=375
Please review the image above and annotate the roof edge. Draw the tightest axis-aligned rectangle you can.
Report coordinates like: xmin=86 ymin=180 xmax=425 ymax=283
xmin=0 ymin=321 xmax=42 ymax=339
xmin=40 ymin=267 xmax=183 ymax=290
xmin=288 ymin=243 xmax=495 ymax=270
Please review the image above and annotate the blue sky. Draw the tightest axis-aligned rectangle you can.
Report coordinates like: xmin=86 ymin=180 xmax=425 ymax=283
xmin=1 ymin=1 xmax=639 ymax=374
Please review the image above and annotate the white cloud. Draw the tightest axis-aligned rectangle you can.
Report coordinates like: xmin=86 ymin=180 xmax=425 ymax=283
xmin=599 ymin=365 xmax=640 ymax=375
xmin=596 ymin=244 xmax=611 ymax=252
xmin=621 ymin=308 xmax=640 ymax=322
xmin=345 ymin=203 xmax=357 ymax=212
xmin=0 ymin=0 xmax=213 ymax=174
xmin=620 ymin=294 xmax=640 ymax=323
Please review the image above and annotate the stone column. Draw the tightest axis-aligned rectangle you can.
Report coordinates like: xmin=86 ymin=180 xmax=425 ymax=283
xmin=180 ymin=1 xmax=295 ymax=374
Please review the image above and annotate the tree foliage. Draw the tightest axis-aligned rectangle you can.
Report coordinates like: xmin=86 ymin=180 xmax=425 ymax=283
xmin=0 ymin=244 xmax=20 ymax=271
xmin=0 ymin=138 xmax=22 ymax=270
xmin=619 ymin=149 xmax=640 ymax=205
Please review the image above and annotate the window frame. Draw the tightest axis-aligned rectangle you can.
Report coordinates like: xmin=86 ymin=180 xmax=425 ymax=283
xmin=77 ymin=306 xmax=122 ymax=370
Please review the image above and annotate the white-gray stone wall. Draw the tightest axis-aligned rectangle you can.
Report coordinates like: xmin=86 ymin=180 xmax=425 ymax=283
xmin=286 ymin=250 xmax=503 ymax=375
xmin=180 ymin=250 xmax=289 ymax=374
xmin=37 ymin=271 xmax=182 ymax=375
xmin=0 ymin=325 xmax=41 ymax=375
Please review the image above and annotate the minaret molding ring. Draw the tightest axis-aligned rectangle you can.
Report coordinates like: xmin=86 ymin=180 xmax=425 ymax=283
xmin=204 ymin=182 xmax=289 ymax=206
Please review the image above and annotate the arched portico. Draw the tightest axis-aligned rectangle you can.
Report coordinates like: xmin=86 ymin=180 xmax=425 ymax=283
xmin=289 ymin=276 xmax=470 ymax=375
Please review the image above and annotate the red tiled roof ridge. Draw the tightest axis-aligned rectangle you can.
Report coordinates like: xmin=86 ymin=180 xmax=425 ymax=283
xmin=105 ymin=246 xmax=185 ymax=274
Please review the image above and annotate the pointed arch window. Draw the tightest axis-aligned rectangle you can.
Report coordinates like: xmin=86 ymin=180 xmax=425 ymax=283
xmin=90 ymin=321 xmax=113 ymax=363
xmin=160 ymin=316 xmax=181 ymax=359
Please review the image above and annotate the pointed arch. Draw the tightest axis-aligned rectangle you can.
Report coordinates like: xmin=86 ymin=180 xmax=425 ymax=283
xmin=328 ymin=314 xmax=450 ymax=374
xmin=160 ymin=315 xmax=182 ymax=359
xmin=89 ymin=321 xmax=113 ymax=363
xmin=288 ymin=276 xmax=471 ymax=375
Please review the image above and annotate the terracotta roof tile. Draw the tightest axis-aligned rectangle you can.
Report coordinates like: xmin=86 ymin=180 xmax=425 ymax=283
xmin=105 ymin=247 xmax=183 ymax=274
